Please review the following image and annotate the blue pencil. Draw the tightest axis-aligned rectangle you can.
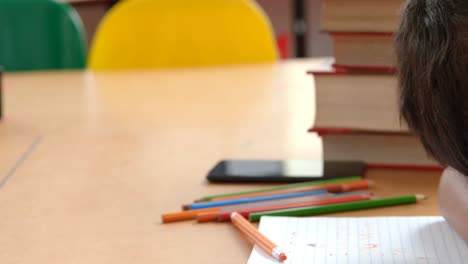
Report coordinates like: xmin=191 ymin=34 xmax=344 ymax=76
xmin=186 ymin=189 xmax=328 ymax=210
xmin=218 ymin=191 xmax=369 ymax=211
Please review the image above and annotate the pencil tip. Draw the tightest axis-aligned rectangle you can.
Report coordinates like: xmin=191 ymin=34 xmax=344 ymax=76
xmin=182 ymin=204 xmax=189 ymax=210
xmin=230 ymin=212 xmax=238 ymax=219
xmin=416 ymin=194 xmax=429 ymax=200
xmin=280 ymin=253 xmax=287 ymax=261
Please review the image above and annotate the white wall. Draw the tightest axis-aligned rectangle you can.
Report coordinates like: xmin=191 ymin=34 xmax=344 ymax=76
xmin=255 ymin=0 xmax=295 ymax=57
xmin=255 ymin=0 xmax=333 ymax=58
xmin=305 ymin=0 xmax=332 ymax=57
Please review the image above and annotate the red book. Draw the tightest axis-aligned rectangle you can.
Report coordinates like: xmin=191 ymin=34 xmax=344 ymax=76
xmin=309 ymin=67 xmax=403 ymax=133
xmin=308 ymin=60 xmax=442 ymax=171
xmin=312 ymin=128 xmax=442 ymax=171
xmin=321 ymin=0 xmax=402 ymax=33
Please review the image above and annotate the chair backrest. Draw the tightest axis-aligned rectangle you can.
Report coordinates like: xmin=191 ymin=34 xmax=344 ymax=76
xmin=0 ymin=0 xmax=86 ymax=71
xmin=88 ymin=0 xmax=278 ymax=70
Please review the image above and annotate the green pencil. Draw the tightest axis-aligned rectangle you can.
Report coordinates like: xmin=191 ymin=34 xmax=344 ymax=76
xmin=196 ymin=176 xmax=362 ymax=202
xmin=249 ymin=194 xmax=428 ymax=222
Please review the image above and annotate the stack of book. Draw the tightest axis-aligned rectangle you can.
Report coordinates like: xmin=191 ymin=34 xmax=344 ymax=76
xmin=310 ymin=0 xmax=441 ymax=170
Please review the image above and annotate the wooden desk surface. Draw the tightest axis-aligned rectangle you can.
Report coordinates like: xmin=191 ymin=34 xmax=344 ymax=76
xmin=0 ymin=59 xmax=440 ymax=264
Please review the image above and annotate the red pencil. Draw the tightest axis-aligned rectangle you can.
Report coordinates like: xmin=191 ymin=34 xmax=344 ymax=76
xmin=198 ymin=193 xmax=372 ymax=222
xmin=162 ymin=193 xmax=333 ymax=223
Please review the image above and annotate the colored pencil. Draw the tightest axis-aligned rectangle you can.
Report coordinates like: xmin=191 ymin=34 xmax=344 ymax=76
xmin=210 ymin=179 xmax=372 ymax=201
xmin=194 ymin=192 xmax=339 ymax=223
xmin=161 ymin=207 xmax=219 ymax=223
xmin=249 ymin=194 xmax=428 ymax=222
xmin=195 ymin=176 xmax=361 ymax=202
xmin=161 ymin=192 xmax=333 ymax=223
xmin=198 ymin=192 xmax=372 ymax=223
xmin=231 ymin=212 xmax=287 ymax=262
xmin=195 ymin=191 xmax=359 ymax=223
xmin=186 ymin=189 xmax=328 ymax=210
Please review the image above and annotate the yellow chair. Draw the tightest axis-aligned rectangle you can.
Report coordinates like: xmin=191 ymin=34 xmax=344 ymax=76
xmin=88 ymin=0 xmax=278 ymax=70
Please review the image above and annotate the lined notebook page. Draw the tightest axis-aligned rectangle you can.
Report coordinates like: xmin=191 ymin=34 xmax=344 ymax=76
xmin=248 ymin=216 xmax=468 ymax=264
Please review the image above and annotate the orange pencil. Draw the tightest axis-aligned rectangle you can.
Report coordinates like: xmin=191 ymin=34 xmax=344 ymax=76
xmin=162 ymin=207 xmax=220 ymax=223
xmin=163 ymin=192 xmax=333 ymax=223
xmin=210 ymin=179 xmax=372 ymax=201
xmin=199 ymin=193 xmax=372 ymax=222
xmin=231 ymin=212 xmax=287 ymax=262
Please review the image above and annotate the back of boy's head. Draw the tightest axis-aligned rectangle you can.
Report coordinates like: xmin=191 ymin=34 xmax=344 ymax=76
xmin=396 ymin=0 xmax=468 ymax=175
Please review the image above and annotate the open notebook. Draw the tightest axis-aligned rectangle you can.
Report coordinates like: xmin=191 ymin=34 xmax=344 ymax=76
xmin=248 ymin=216 xmax=467 ymax=264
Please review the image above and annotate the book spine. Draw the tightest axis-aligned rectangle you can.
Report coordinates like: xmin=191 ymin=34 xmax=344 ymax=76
xmin=309 ymin=127 xmax=411 ymax=136
xmin=306 ymin=69 xmax=347 ymax=75
xmin=328 ymin=32 xmax=394 ymax=37
xmin=307 ymin=66 xmax=396 ymax=75
xmin=366 ymin=163 xmax=443 ymax=171
xmin=332 ymin=64 xmax=396 ymax=73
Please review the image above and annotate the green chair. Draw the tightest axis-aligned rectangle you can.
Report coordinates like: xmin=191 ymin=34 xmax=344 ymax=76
xmin=0 ymin=0 xmax=86 ymax=71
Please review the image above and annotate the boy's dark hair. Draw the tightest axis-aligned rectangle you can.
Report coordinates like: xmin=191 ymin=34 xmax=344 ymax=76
xmin=396 ymin=0 xmax=468 ymax=175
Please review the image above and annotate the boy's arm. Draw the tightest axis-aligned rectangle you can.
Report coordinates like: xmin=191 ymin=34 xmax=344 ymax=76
xmin=438 ymin=167 xmax=468 ymax=241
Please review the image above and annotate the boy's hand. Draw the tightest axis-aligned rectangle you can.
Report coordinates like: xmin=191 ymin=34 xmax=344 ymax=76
xmin=438 ymin=167 xmax=468 ymax=241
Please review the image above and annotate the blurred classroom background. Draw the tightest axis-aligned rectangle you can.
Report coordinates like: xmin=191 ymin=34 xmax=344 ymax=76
xmin=0 ymin=1 xmax=446 ymax=263
xmin=64 ymin=0 xmax=332 ymax=59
